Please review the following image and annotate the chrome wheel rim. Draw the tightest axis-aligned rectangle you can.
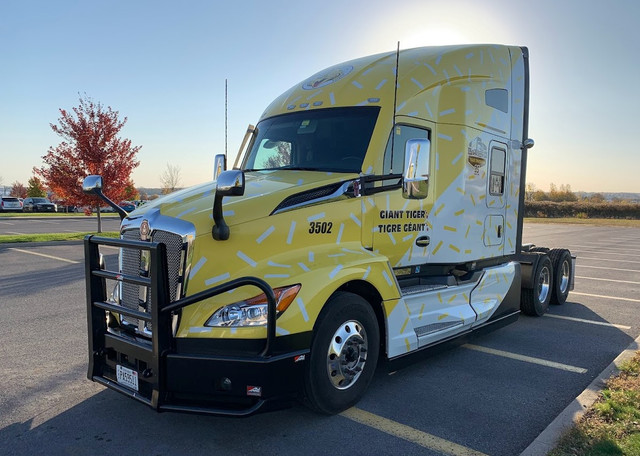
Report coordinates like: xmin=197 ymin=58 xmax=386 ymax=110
xmin=538 ymin=265 xmax=551 ymax=304
xmin=326 ymin=320 xmax=368 ymax=390
xmin=559 ymin=260 xmax=570 ymax=294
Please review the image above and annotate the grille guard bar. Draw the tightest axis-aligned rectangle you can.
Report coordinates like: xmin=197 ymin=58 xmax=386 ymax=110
xmin=84 ymin=235 xmax=278 ymax=412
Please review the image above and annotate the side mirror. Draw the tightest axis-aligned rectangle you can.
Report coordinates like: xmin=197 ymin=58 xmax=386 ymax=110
xmin=402 ymin=138 xmax=430 ymax=199
xmin=82 ymin=175 xmax=103 ymax=195
xmin=212 ymin=170 xmax=245 ymax=240
xmin=522 ymin=138 xmax=535 ymax=150
xmin=213 ymin=154 xmax=226 ymax=180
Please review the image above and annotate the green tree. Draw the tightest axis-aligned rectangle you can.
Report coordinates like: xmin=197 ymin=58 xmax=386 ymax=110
xmin=26 ymin=176 xmax=47 ymax=197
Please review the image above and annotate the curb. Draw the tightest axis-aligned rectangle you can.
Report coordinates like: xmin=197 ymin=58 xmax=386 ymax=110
xmin=520 ymin=334 xmax=640 ymax=456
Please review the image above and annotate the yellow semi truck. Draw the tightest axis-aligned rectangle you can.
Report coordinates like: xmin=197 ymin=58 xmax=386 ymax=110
xmin=83 ymin=44 xmax=574 ymax=416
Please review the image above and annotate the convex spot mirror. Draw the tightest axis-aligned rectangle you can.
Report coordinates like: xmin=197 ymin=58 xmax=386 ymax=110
xmin=402 ymin=138 xmax=430 ymax=199
xmin=213 ymin=154 xmax=226 ymax=180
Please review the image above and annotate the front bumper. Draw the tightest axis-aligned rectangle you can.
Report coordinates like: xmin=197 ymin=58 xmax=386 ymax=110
xmin=85 ymin=235 xmax=309 ymax=416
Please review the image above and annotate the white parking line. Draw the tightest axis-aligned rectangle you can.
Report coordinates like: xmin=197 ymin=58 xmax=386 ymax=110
xmin=544 ymin=314 xmax=631 ymax=329
xmin=6 ymin=231 xmax=26 ymax=235
xmin=0 ymin=221 xmax=15 ymax=225
xmin=463 ymin=344 xmax=588 ymax=374
xmin=570 ymin=291 xmax=640 ymax=304
xmin=576 ymin=275 xmax=640 ymax=285
xmin=568 ymin=244 xmax=640 ymax=254
xmin=572 ymin=250 xmax=640 ymax=259
xmin=8 ymin=248 xmax=80 ymax=264
xmin=577 ymin=256 xmax=640 ymax=265
xmin=578 ymin=265 xmax=639 ymax=273
xmin=341 ymin=407 xmax=489 ymax=456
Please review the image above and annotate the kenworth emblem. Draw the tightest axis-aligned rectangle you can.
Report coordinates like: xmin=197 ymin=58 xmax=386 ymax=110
xmin=140 ymin=219 xmax=150 ymax=241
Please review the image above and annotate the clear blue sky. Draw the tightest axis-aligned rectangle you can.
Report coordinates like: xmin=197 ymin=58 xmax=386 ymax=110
xmin=1 ymin=0 xmax=638 ymax=193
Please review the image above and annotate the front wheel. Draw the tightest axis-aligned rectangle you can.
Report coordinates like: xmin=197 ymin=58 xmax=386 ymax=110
xmin=304 ymin=292 xmax=379 ymax=414
xmin=521 ymin=254 xmax=553 ymax=316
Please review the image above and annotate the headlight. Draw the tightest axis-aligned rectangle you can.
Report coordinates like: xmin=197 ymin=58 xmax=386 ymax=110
xmin=205 ymin=284 xmax=301 ymax=327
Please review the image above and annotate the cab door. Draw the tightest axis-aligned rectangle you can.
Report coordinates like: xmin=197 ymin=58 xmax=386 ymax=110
xmin=371 ymin=120 xmax=435 ymax=268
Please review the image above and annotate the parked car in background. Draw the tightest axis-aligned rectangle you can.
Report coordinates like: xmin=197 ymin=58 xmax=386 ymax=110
xmin=22 ymin=197 xmax=57 ymax=213
xmin=118 ymin=201 xmax=136 ymax=212
xmin=0 ymin=197 xmax=23 ymax=212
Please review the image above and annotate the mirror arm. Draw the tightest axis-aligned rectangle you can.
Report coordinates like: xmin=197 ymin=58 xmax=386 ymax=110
xmin=211 ymin=194 xmax=230 ymax=241
xmin=84 ymin=187 xmax=128 ymax=220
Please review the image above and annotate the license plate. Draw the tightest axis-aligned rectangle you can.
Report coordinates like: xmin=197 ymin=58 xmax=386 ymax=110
xmin=116 ymin=364 xmax=139 ymax=391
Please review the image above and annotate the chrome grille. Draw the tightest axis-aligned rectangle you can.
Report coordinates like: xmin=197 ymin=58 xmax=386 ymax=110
xmin=119 ymin=228 xmax=185 ymax=334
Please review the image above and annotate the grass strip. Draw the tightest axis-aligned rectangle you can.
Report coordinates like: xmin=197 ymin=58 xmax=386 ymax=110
xmin=550 ymin=351 xmax=640 ymax=455
xmin=0 ymin=231 xmax=119 ymax=244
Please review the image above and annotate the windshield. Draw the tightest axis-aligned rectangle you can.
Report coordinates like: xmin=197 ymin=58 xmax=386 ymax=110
xmin=33 ymin=198 xmax=49 ymax=203
xmin=241 ymin=107 xmax=379 ymax=173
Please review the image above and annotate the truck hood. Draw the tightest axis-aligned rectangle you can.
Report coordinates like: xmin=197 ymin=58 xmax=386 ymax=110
xmin=127 ymin=170 xmax=356 ymax=236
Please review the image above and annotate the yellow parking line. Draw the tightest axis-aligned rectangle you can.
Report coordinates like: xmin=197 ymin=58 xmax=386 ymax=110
xmin=8 ymin=248 xmax=80 ymax=264
xmin=463 ymin=344 xmax=587 ymax=374
xmin=340 ymin=407 xmax=489 ymax=456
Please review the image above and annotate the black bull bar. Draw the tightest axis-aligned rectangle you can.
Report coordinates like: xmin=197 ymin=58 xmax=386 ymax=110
xmin=84 ymin=235 xmax=294 ymax=416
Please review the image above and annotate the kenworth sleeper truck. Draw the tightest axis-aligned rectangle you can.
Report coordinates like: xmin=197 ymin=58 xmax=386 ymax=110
xmin=83 ymin=44 xmax=574 ymax=416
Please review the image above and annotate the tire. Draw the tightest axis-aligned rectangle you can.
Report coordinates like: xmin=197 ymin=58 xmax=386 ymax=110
xmin=549 ymin=249 xmax=572 ymax=305
xmin=521 ymin=254 xmax=553 ymax=316
xmin=304 ymin=292 xmax=380 ymax=414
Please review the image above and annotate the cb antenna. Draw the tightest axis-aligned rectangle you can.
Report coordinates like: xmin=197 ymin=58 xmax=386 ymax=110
xmin=390 ymin=41 xmax=400 ymax=173
xmin=225 ymin=78 xmax=228 ymax=159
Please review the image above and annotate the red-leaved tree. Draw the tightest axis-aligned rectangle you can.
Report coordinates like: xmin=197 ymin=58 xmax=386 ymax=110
xmin=36 ymin=95 xmax=141 ymax=209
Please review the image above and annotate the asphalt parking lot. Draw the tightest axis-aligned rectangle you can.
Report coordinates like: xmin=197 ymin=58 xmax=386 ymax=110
xmin=0 ymin=222 xmax=638 ymax=456
xmin=0 ymin=215 xmax=120 ymax=234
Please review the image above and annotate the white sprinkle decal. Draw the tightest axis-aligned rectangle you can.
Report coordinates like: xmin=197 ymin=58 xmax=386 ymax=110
xmin=329 ymin=265 xmax=343 ymax=279
xmin=425 ymin=101 xmax=433 ymax=118
xmin=205 ymin=272 xmax=230 ymax=286
xmin=363 ymin=266 xmax=371 ymax=280
xmin=411 ymin=78 xmax=424 ymax=90
xmin=237 ymin=251 xmax=257 ymax=267
xmin=376 ymin=79 xmax=387 ymax=90
xmin=350 ymin=213 xmax=361 ymax=227
xmin=308 ymin=251 xmax=315 ymax=262
xmin=265 ymin=274 xmax=289 ymax=279
xmin=298 ymin=262 xmax=310 ymax=272
xmin=424 ymin=62 xmax=436 ymax=75
xmin=307 ymin=212 xmax=325 ymax=222
xmin=256 ymin=226 xmax=275 ymax=244
xmin=297 ymin=297 xmax=309 ymax=322
xmin=352 ymin=81 xmax=363 ymax=89
xmin=452 ymin=152 xmax=463 ymax=165
xmin=336 ymin=223 xmax=344 ymax=244
xmin=382 ymin=270 xmax=393 ymax=287
xmin=268 ymin=261 xmax=291 ymax=268
xmin=330 ymin=92 xmax=336 ymax=105
xmin=189 ymin=257 xmax=207 ymax=280
xmin=287 ymin=221 xmax=296 ymax=244
xmin=177 ymin=207 xmax=196 ymax=218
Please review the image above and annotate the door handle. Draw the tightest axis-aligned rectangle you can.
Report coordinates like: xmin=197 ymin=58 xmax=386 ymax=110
xmin=415 ymin=236 xmax=430 ymax=247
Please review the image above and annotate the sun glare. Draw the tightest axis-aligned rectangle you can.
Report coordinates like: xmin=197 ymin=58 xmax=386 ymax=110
xmin=402 ymin=26 xmax=470 ymax=48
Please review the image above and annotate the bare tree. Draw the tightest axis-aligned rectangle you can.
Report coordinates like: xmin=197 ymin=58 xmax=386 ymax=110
xmin=160 ymin=163 xmax=182 ymax=194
